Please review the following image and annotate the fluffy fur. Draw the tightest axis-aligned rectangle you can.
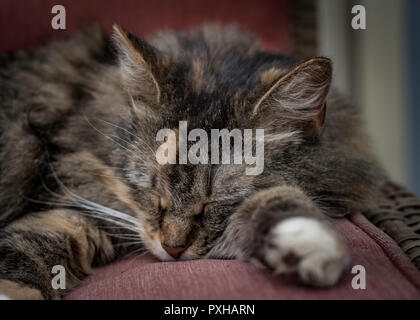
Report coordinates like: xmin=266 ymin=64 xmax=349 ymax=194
xmin=0 ymin=24 xmax=384 ymax=299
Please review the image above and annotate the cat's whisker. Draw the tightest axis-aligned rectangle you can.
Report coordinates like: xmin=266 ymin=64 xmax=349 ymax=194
xmin=27 ymin=188 xmax=143 ymax=235
xmin=113 ymin=240 xmax=144 ymax=247
xmin=123 ymin=246 xmax=148 ymax=259
xmin=77 ymin=206 xmax=141 ymax=229
xmin=78 ymin=211 xmax=141 ymax=234
xmin=83 ymin=114 xmax=138 ymax=156
xmin=23 ymin=196 xmax=75 ymax=209
xmin=108 ymin=134 xmax=145 ymax=155
xmin=44 ymin=164 xmax=145 ymax=234
xmin=106 ymin=233 xmax=142 ymax=241
xmin=98 ymin=225 xmax=142 ymax=235
xmin=39 ymin=176 xmax=84 ymax=206
xmin=106 ymin=133 xmax=145 ymax=154
xmin=98 ymin=117 xmax=157 ymax=157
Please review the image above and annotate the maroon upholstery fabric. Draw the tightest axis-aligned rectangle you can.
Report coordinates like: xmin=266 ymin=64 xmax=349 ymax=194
xmin=65 ymin=213 xmax=420 ymax=300
xmin=0 ymin=0 xmax=292 ymax=52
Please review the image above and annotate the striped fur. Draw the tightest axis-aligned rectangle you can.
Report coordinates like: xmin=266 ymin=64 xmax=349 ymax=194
xmin=0 ymin=24 xmax=385 ymax=298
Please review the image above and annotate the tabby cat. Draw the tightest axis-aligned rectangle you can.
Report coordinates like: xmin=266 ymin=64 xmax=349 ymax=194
xmin=0 ymin=24 xmax=384 ymax=299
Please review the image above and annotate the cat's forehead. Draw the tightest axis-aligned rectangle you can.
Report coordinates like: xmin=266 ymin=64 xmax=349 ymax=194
xmin=154 ymin=163 xmax=211 ymax=205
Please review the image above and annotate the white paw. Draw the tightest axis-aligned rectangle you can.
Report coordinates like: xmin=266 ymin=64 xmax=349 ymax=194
xmin=264 ymin=217 xmax=349 ymax=287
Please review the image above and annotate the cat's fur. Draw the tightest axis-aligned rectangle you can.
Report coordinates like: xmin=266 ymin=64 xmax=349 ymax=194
xmin=0 ymin=24 xmax=384 ymax=299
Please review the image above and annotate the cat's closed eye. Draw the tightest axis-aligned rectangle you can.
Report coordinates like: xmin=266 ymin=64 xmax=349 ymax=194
xmin=195 ymin=203 xmax=208 ymax=217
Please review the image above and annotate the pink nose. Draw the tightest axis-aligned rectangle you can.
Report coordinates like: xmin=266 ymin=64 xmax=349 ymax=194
xmin=161 ymin=243 xmax=186 ymax=259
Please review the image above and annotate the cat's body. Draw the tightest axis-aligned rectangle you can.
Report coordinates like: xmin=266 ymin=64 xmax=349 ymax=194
xmin=0 ymin=25 xmax=384 ymax=299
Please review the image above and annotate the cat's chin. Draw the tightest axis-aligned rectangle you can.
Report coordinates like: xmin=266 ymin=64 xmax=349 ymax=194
xmin=151 ymin=250 xmax=175 ymax=261
xmin=147 ymin=242 xmax=205 ymax=261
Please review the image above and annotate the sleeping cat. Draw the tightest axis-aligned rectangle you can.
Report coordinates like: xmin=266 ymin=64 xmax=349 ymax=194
xmin=0 ymin=24 xmax=384 ymax=299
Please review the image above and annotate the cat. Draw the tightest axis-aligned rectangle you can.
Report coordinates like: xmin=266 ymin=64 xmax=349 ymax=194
xmin=0 ymin=24 xmax=384 ymax=299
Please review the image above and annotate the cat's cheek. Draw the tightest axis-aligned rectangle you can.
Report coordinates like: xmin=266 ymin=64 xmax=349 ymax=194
xmin=262 ymin=217 xmax=350 ymax=287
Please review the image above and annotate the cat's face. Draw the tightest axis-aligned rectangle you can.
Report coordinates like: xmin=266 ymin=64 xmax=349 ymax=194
xmin=112 ymin=25 xmax=332 ymax=260
xmin=120 ymin=98 xmax=255 ymax=261
xmin=136 ymin=162 xmax=247 ymax=260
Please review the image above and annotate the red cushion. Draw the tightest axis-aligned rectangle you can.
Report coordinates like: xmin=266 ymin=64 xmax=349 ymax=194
xmin=65 ymin=212 xmax=420 ymax=300
xmin=0 ymin=0 xmax=292 ymax=52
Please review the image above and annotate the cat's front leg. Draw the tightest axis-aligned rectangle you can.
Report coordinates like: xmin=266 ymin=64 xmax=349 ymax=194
xmin=0 ymin=209 xmax=116 ymax=299
xmin=214 ymin=186 xmax=349 ymax=287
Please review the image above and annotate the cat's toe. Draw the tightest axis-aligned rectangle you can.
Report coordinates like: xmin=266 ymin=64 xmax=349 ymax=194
xmin=263 ymin=217 xmax=349 ymax=287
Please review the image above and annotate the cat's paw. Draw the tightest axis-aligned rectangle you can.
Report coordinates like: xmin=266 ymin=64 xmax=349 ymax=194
xmin=263 ymin=217 xmax=349 ymax=287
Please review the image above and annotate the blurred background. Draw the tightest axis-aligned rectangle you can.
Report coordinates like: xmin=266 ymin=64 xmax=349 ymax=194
xmin=317 ymin=0 xmax=420 ymax=197
xmin=0 ymin=0 xmax=419 ymax=195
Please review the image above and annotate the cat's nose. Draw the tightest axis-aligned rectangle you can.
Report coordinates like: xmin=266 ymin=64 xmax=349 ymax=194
xmin=161 ymin=243 xmax=186 ymax=259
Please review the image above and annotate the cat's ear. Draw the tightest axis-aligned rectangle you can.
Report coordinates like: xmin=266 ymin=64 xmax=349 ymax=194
xmin=248 ymin=58 xmax=332 ymax=138
xmin=112 ymin=25 xmax=161 ymax=104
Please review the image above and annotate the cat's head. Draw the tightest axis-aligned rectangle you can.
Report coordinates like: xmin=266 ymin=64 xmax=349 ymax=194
xmin=111 ymin=25 xmax=332 ymax=260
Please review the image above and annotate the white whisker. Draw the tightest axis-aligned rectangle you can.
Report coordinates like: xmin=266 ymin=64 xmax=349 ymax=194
xmin=83 ymin=114 xmax=138 ymax=156
xmin=98 ymin=118 xmax=156 ymax=157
